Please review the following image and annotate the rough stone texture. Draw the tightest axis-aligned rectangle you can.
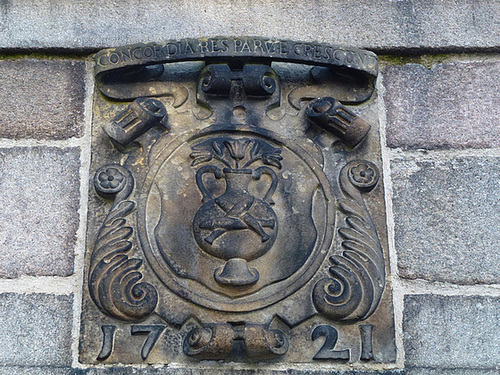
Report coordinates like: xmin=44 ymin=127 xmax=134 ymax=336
xmin=0 ymin=147 xmax=80 ymax=278
xmin=82 ymin=369 xmax=403 ymax=374
xmin=0 ymin=1 xmax=498 ymax=51
xmin=0 ymin=293 xmax=73 ymax=366
xmin=0 ymin=368 xmax=74 ymax=375
xmin=0 ymin=369 xmax=404 ymax=375
xmin=0 ymin=370 xmax=403 ymax=375
xmin=391 ymin=157 xmax=500 ymax=284
xmin=0 ymin=59 xmax=86 ymax=140
xmin=406 ymin=369 xmax=500 ymax=375
xmin=404 ymin=295 xmax=500 ymax=369
xmin=383 ymin=61 xmax=500 ymax=150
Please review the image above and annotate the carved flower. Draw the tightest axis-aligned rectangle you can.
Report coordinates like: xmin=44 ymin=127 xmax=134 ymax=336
xmin=224 ymin=139 xmax=250 ymax=160
xmin=350 ymin=164 xmax=375 ymax=184
xmin=93 ymin=166 xmax=130 ymax=200
xmin=98 ymin=167 xmax=125 ymax=189
xmin=190 ymin=137 xmax=283 ymax=170
xmin=348 ymin=161 xmax=379 ymax=191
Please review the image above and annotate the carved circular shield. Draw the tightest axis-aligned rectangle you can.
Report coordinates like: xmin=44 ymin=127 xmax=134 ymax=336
xmin=137 ymin=125 xmax=335 ymax=312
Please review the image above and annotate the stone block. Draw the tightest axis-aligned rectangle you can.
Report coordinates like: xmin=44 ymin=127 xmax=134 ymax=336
xmin=404 ymin=295 xmax=500 ymax=369
xmin=0 ymin=1 xmax=498 ymax=51
xmin=0 ymin=368 xmax=74 ymax=375
xmin=383 ymin=61 xmax=500 ymax=149
xmin=391 ymin=157 xmax=500 ymax=284
xmin=0 ymin=293 xmax=73 ymax=366
xmin=82 ymin=369 xmax=403 ymax=375
xmin=0 ymin=147 xmax=80 ymax=278
xmin=406 ymin=369 xmax=500 ymax=375
xmin=0 ymin=59 xmax=86 ymax=140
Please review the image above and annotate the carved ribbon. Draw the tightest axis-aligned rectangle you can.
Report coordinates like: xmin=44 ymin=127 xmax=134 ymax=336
xmin=313 ymin=160 xmax=385 ymax=322
xmin=95 ymin=38 xmax=378 ymax=83
xmin=89 ymin=164 xmax=158 ymax=322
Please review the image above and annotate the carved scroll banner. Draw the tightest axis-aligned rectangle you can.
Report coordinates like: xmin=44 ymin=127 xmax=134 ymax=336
xmin=80 ymin=37 xmax=396 ymax=368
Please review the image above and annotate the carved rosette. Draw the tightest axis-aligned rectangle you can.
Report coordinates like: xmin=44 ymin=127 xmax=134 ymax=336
xmin=313 ymin=160 xmax=384 ymax=322
xmin=89 ymin=164 xmax=158 ymax=322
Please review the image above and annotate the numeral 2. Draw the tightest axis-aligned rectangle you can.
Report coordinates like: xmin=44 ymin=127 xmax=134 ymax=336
xmin=311 ymin=325 xmax=350 ymax=360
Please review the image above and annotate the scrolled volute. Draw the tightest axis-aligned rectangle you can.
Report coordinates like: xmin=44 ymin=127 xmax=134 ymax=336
xmin=89 ymin=164 xmax=158 ymax=322
xmin=313 ymin=160 xmax=384 ymax=322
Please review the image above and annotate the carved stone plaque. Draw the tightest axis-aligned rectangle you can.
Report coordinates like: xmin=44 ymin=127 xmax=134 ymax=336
xmin=80 ymin=37 xmax=396 ymax=367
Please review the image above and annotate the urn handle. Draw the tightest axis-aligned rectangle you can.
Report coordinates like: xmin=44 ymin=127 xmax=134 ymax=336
xmin=196 ymin=165 xmax=223 ymax=203
xmin=252 ymin=166 xmax=278 ymax=205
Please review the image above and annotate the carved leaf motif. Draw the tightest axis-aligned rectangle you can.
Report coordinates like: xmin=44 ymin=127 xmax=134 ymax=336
xmin=190 ymin=149 xmax=213 ymax=167
xmin=212 ymin=140 xmax=224 ymax=156
xmin=89 ymin=166 xmax=158 ymax=322
xmin=92 ymin=201 xmax=135 ymax=263
xmin=338 ymin=199 xmax=384 ymax=271
xmin=262 ymin=151 xmax=283 ymax=169
xmin=190 ymin=137 xmax=282 ymax=170
xmin=250 ymin=141 xmax=262 ymax=159
xmin=338 ymin=198 xmax=365 ymax=219
xmin=313 ymin=161 xmax=384 ymax=322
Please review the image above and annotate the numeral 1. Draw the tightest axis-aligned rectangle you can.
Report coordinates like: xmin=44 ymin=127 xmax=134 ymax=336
xmin=359 ymin=324 xmax=374 ymax=360
xmin=97 ymin=325 xmax=116 ymax=360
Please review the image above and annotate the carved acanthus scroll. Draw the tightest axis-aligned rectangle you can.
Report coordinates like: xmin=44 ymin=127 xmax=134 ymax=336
xmin=313 ymin=160 xmax=384 ymax=322
xmin=89 ymin=165 xmax=158 ymax=322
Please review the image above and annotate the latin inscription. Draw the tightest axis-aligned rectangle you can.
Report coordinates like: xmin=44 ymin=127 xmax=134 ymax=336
xmin=95 ymin=38 xmax=378 ymax=78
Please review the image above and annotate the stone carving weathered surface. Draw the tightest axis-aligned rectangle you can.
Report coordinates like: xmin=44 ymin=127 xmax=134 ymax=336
xmin=80 ymin=37 xmax=396 ymax=367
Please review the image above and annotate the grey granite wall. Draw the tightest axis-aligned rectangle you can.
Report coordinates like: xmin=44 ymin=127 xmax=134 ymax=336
xmin=0 ymin=1 xmax=498 ymax=374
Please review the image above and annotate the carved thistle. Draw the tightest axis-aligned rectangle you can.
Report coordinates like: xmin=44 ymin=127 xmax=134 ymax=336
xmin=80 ymin=37 xmax=396 ymax=366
